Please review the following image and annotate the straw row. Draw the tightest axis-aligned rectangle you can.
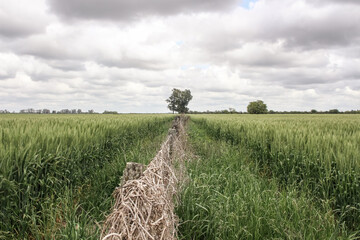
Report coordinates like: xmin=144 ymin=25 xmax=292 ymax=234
xmin=101 ymin=116 xmax=187 ymax=240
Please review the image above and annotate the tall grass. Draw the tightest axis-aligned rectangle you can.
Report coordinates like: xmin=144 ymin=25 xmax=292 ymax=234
xmin=176 ymin=120 xmax=355 ymax=239
xmin=0 ymin=114 xmax=173 ymax=239
xmin=190 ymin=114 xmax=360 ymax=231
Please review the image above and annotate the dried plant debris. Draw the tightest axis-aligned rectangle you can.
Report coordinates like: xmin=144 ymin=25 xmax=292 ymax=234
xmin=120 ymin=162 xmax=146 ymax=186
xmin=101 ymin=116 xmax=188 ymax=240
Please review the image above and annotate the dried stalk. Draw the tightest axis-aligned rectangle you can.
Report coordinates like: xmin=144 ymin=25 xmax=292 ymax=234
xmin=101 ymin=116 xmax=188 ymax=240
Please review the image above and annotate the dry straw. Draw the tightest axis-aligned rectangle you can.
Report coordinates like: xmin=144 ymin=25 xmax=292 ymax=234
xmin=101 ymin=116 xmax=187 ymax=240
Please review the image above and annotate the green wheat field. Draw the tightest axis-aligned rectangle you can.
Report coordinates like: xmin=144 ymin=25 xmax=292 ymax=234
xmin=1 ymin=114 xmax=359 ymax=239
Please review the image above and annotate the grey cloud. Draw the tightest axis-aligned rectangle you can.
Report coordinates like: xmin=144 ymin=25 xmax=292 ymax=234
xmin=227 ymin=49 xmax=295 ymax=68
xmin=203 ymin=87 xmax=233 ymax=93
xmin=47 ymin=60 xmax=85 ymax=72
xmin=345 ymin=81 xmax=360 ymax=91
xmin=198 ymin=34 xmax=242 ymax=53
xmin=0 ymin=21 xmax=43 ymax=38
xmin=232 ymin=48 xmax=328 ymax=69
xmin=0 ymin=64 xmax=17 ymax=80
xmin=266 ymin=0 xmax=360 ymax=7
xmin=306 ymin=0 xmax=360 ymax=6
xmin=194 ymin=3 xmax=360 ymax=53
xmin=100 ymin=57 xmax=168 ymax=71
xmin=339 ymin=46 xmax=360 ymax=59
xmin=280 ymin=75 xmax=331 ymax=87
xmin=9 ymin=40 xmax=71 ymax=61
xmin=262 ymin=4 xmax=360 ymax=50
xmin=282 ymin=21 xmax=360 ymax=50
xmin=47 ymin=0 xmax=238 ymax=21
xmin=242 ymin=57 xmax=290 ymax=67
xmin=0 ymin=0 xmax=51 ymax=38
xmin=27 ymin=71 xmax=70 ymax=82
xmin=0 ymin=73 xmax=15 ymax=80
xmin=9 ymin=36 xmax=170 ymax=71
xmin=13 ymin=36 xmax=82 ymax=60
xmin=260 ymin=68 xmax=340 ymax=89
xmin=343 ymin=69 xmax=360 ymax=81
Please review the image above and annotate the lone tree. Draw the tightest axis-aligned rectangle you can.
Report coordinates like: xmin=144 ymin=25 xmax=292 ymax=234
xmin=329 ymin=109 xmax=340 ymax=114
xmin=247 ymin=100 xmax=268 ymax=114
xmin=166 ymin=88 xmax=193 ymax=113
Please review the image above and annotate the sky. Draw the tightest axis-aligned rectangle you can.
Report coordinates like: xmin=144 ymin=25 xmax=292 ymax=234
xmin=0 ymin=0 xmax=359 ymax=113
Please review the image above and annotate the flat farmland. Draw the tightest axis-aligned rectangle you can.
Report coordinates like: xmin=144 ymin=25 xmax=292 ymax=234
xmin=1 ymin=114 xmax=360 ymax=239
xmin=0 ymin=114 xmax=173 ymax=239
xmin=177 ymin=114 xmax=360 ymax=239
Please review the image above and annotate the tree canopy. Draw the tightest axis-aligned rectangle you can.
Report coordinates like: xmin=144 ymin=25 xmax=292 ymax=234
xmin=247 ymin=100 xmax=268 ymax=114
xmin=166 ymin=88 xmax=193 ymax=114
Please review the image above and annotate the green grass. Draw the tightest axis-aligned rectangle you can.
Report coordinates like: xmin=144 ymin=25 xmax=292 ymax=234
xmin=2 ymin=113 xmax=359 ymax=239
xmin=0 ymin=114 xmax=173 ymax=239
xmin=189 ymin=114 xmax=360 ymax=231
xmin=176 ymin=119 xmax=357 ymax=239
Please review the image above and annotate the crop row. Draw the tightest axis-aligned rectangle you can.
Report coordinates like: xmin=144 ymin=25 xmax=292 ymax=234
xmin=177 ymin=120 xmax=356 ymax=239
xmin=0 ymin=114 xmax=173 ymax=239
xmin=190 ymin=114 xmax=360 ymax=231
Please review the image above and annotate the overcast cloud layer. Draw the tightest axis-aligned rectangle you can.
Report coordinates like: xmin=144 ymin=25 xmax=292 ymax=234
xmin=0 ymin=0 xmax=359 ymax=112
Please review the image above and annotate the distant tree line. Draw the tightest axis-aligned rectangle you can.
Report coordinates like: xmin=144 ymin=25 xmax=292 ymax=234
xmin=103 ymin=110 xmax=118 ymax=114
xmin=188 ymin=109 xmax=360 ymax=114
xmin=20 ymin=109 xmax=95 ymax=114
xmin=189 ymin=100 xmax=360 ymax=114
xmin=268 ymin=109 xmax=360 ymax=114
xmin=0 ymin=108 xmax=99 ymax=114
xmin=0 ymin=109 xmax=125 ymax=114
xmin=189 ymin=108 xmax=243 ymax=114
xmin=0 ymin=109 xmax=12 ymax=114
xmin=1 ymin=107 xmax=359 ymax=115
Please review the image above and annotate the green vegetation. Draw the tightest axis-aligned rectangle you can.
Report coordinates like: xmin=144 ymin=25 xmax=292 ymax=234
xmin=0 ymin=114 xmax=173 ymax=239
xmin=2 ymin=113 xmax=360 ymax=239
xmin=176 ymin=114 xmax=360 ymax=238
xmin=166 ymin=88 xmax=193 ymax=114
xmin=247 ymin=100 xmax=268 ymax=114
xmin=176 ymin=120 xmax=355 ymax=239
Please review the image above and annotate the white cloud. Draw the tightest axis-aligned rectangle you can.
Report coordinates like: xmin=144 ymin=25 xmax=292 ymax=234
xmin=47 ymin=0 xmax=239 ymax=21
xmin=0 ymin=0 xmax=53 ymax=37
xmin=0 ymin=0 xmax=359 ymax=112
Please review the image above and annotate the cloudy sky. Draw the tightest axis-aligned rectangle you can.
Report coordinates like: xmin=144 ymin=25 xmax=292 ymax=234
xmin=0 ymin=0 xmax=359 ymax=112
